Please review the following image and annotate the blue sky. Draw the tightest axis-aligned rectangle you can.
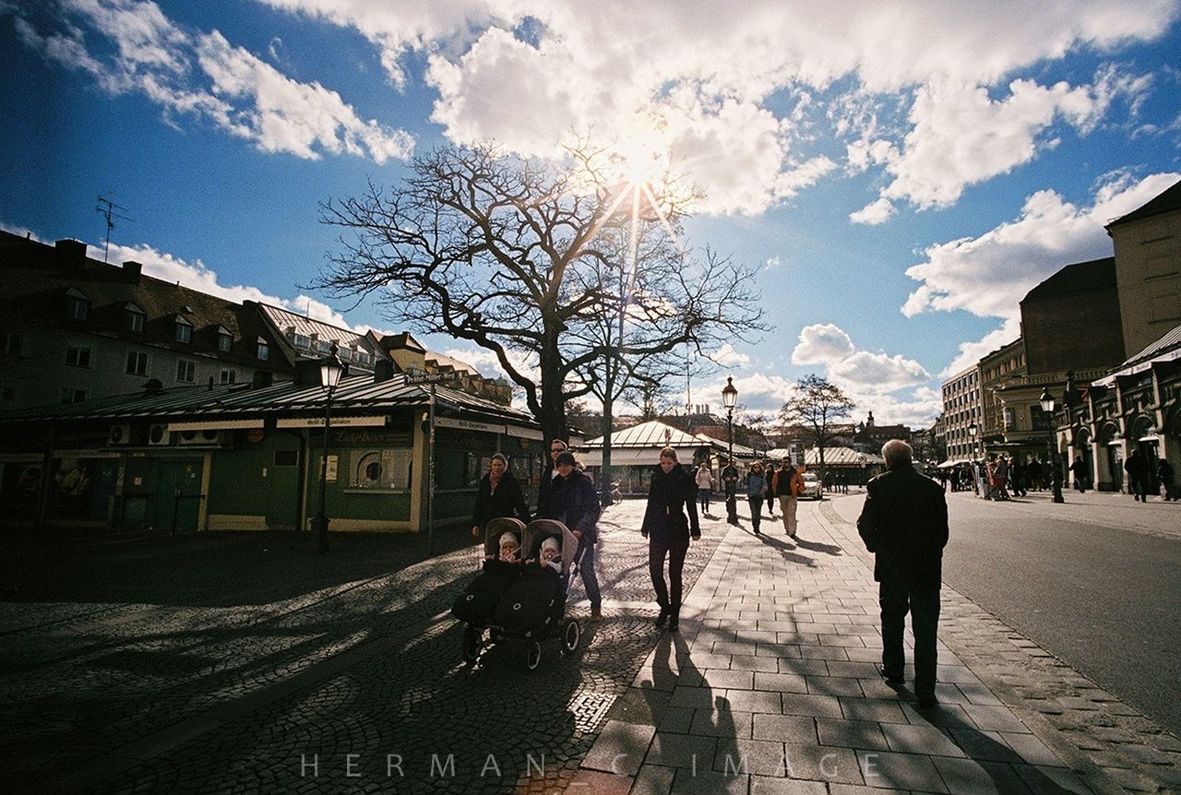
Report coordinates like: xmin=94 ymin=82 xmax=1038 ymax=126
xmin=3 ymin=0 xmax=1180 ymax=425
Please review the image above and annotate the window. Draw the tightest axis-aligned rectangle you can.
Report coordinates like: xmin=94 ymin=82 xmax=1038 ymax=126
xmin=59 ymin=387 xmax=87 ymax=403
xmin=219 ymin=368 xmax=236 ymax=384
xmin=349 ymin=449 xmax=413 ymax=490
xmin=356 ymin=350 xmax=370 ymax=366
xmin=1031 ymin=405 xmax=1052 ymax=432
xmin=176 ymin=359 xmax=196 ymax=383
xmin=126 ymin=350 xmax=149 ymax=376
xmin=65 ymin=345 xmax=92 ymax=368
xmin=2 ymin=329 xmax=24 ymax=356
xmin=126 ymin=305 xmax=145 ymax=332
xmin=293 ymin=333 xmax=311 ymax=350
xmin=217 ymin=330 xmax=233 ymax=353
xmin=339 ymin=347 xmax=352 ymax=361
xmin=256 ymin=338 xmax=269 ymax=361
xmin=66 ymin=289 xmax=89 ymax=320
xmin=175 ymin=318 xmax=192 ymax=343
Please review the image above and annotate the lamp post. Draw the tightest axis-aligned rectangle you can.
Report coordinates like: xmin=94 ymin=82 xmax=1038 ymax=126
xmin=967 ymin=421 xmax=983 ymax=497
xmin=1039 ymin=388 xmax=1065 ymax=504
xmin=315 ymin=344 xmax=344 ymax=553
xmin=721 ymin=376 xmax=738 ymax=524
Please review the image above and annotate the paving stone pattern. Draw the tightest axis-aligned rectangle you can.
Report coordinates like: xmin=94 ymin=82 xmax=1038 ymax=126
xmin=0 ymin=508 xmax=719 ymax=793
xmin=577 ymin=497 xmax=1181 ymax=794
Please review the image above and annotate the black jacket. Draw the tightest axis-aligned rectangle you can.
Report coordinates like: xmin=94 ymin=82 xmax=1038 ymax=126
xmin=857 ymin=465 xmax=948 ymax=592
xmin=471 ymin=470 xmax=531 ymax=530
xmin=538 ymin=469 xmax=600 ymax=546
xmin=642 ymin=465 xmax=701 ymax=540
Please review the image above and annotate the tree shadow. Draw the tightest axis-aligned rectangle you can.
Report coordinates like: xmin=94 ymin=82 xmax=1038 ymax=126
xmin=754 ymin=534 xmax=817 ymax=567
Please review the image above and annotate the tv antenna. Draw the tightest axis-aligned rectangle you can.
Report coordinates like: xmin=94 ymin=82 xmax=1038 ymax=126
xmin=95 ymin=195 xmax=133 ymax=263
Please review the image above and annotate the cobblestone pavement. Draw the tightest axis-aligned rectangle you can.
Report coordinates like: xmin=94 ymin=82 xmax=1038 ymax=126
xmin=0 ymin=505 xmax=722 ymax=793
xmin=577 ymin=494 xmax=1181 ymax=794
xmin=3 ymin=494 xmax=1179 ymax=793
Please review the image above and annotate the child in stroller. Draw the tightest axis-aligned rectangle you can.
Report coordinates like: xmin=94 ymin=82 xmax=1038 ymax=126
xmin=454 ymin=518 xmax=583 ymax=670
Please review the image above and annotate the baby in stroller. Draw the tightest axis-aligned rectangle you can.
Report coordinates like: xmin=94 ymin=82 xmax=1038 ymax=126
xmin=450 ymin=518 xmax=526 ymax=627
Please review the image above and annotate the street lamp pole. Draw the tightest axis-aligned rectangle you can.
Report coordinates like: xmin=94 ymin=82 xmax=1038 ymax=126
xmin=315 ymin=344 xmax=344 ymax=553
xmin=721 ymin=376 xmax=738 ymax=524
xmin=722 ymin=376 xmax=737 ymax=461
xmin=1039 ymin=388 xmax=1065 ymax=504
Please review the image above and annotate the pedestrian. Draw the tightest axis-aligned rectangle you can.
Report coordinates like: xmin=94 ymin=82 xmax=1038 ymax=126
xmin=1069 ymin=454 xmax=1088 ymax=493
xmin=774 ymin=459 xmax=805 ymax=538
xmin=694 ymin=462 xmax=714 ymax=514
xmin=470 ymin=453 xmax=531 ymax=538
xmin=745 ymin=461 xmax=767 ymax=535
xmin=764 ymin=460 xmax=777 ymax=519
xmin=538 ymin=450 xmax=603 ymax=621
xmin=1011 ymin=458 xmax=1027 ymax=497
xmin=993 ymin=455 xmax=1010 ymax=501
xmin=1028 ymin=456 xmax=1043 ymax=490
xmin=537 ymin=439 xmax=568 ymax=515
xmin=641 ymin=447 xmax=701 ymax=633
xmin=722 ymin=458 xmax=740 ymax=524
xmin=1124 ymin=449 xmax=1150 ymax=502
xmin=856 ymin=439 xmax=949 ymax=710
xmin=1158 ymin=458 xmax=1176 ymax=501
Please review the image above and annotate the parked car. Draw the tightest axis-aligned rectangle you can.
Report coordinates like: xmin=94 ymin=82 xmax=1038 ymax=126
xmin=800 ymin=472 xmax=823 ymax=500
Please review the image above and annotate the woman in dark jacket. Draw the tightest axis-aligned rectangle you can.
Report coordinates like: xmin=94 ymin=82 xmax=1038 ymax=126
xmin=641 ymin=447 xmax=701 ymax=632
xmin=470 ymin=453 xmax=530 ymax=538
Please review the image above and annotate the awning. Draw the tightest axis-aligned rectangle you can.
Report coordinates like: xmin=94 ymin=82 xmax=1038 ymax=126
xmin=579 ymin=447 xmax=699 ymax=468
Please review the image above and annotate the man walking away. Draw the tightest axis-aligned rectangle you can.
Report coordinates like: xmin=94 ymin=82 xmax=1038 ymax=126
xmin=857 ymin=440 xmax=949 ymax=710
xmin=1069 ymin=454 xmax=1088 ymax=493
xmin=1159 ymin=458 xmax=1176 ymax=501
xmin=1125 ymin=449 xmax=1149 ymax=502
xmin=722 ymin=458 xmax=740 ymax=525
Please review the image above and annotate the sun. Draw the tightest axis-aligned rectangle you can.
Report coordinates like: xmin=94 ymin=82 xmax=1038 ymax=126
xmin=614 ymin=132 xmax=668 ymax=189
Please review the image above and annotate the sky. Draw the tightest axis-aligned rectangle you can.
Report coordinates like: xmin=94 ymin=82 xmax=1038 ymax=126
xmin=3 ymin=0 xmax=1181 ymax=428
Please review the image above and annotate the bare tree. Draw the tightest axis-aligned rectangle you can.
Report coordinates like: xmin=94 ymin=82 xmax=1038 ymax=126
xmin=780 ymin=375 xmax=856 ymax=476
xmin=317 ymin=143 xmax=765 ymax=448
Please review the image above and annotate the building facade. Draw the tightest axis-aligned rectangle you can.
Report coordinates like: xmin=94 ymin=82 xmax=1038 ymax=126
xmin=0 ymin=233 xmax=292 ymax=410
xmin=940 ymin=365 xmax=982 ymax=462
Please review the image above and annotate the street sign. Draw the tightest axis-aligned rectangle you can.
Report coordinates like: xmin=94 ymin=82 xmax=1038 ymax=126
xmin=405 ymin=371 xmax=462 ymax=385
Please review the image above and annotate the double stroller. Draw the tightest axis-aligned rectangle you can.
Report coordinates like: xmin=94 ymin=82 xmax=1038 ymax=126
xmin=451 ymin=517 xmax=583 ymax=670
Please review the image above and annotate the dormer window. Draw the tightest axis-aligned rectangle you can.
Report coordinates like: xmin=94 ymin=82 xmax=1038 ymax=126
xmin=216 ymin=327 xmax=233 ymax=353
xmin=339 ymin=347 xmax=352 ymax=362
xmin=175 ymin=316 xmax=193 ymax=343
xmin=293 ymin=333 xmax=311 ymax=350
xmin=257 ymin=337 xmax=269 ymax=361
xmin=66 ymin=287 xmax=90 ymax=321
xmin=126 ymin=304 xmax=146 ymax=333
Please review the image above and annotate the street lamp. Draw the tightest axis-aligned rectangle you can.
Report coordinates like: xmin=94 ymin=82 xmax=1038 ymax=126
xmin=721 ymin=376 xmax=737 ymax=460
xmin=315 ymin=344 xmax=344 ymax=552
xmin=721 ymin=376 xmax=738 ymax=524
xmin=1039 ymin=387 xmax=1065 ymax=504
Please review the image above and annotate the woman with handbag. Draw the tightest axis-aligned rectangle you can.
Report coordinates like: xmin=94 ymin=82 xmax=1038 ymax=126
xmin=642 ymin=447 xmax=701 ymax=632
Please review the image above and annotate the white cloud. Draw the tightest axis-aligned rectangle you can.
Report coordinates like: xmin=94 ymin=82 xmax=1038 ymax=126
xmin=941 ymin=320 xmax=1023 ymax=378
xmin=254 ymin=0 xmax=1180 ymax=216
xmin=849 ymin=197 xmax=895 ymax=225
xmin=792 ymin=323 xmax=855 ymax=364
xmin=903 ymin=170 xmax=1181 ymax=321
xmin=712 ymin=343 xmax=751 ymax=368
xmin=12 ymin=0 xmax=412 ymax=162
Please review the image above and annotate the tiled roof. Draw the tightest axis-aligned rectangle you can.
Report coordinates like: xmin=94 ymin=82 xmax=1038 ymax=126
xmin=0 ymin=373 xmax=537 ymax=426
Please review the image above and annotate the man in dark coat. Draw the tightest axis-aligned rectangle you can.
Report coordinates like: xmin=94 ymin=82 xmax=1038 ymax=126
xmin=1124 ymin=449 xmax=1150 ymax=502
xmin=539 ymin=451 xmax=603 ymax=620
xmin=857 ymin=439 xmax=949 ymax=709
xmin=721 ymin=458 xmax=740 ymax=524
xmin=641 ymin=447 xmax=701 ymax=632
xmin=536 ymin=438 xmax=568 ymax=515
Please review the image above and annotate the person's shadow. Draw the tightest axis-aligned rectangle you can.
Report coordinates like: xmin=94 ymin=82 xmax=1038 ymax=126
xmin=670 ymin=631 xmax=742 ymax=785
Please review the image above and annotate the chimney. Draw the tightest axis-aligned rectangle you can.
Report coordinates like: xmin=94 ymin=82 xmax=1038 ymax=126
xmin=54 ymin=239 xmax=88 ymax=272
xmin=123 ymin=260 xmax=142 ymax=281
xmin=374 ymin=359 xmax=395 ymax=383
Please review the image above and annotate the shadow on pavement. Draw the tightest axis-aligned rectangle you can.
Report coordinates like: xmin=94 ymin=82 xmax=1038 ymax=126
xmin=0 ymin=527 xmax=477 ymax=607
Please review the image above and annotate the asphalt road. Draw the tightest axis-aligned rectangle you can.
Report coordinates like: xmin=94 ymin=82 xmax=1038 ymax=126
xmin=835 ymin=488 xmax=1181 ymax=737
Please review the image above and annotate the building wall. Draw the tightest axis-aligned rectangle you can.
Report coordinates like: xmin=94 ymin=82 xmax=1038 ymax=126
xmin=1022 ymin=286 xmax=1126 ymax=375
xmin=940 ymin=365 xmax=982 ymax=460
xmin=979 ymin=339 xmax=1025 ymax=441
xmin=1110 ymin=211 xmax=1181 ymax=356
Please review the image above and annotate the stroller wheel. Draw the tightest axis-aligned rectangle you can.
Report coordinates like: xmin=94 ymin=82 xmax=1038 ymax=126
xmin=525 ymin=640 xmax=542 ymax=671
xmin=462 ymin=626 xmax=482 ymax=663
xmin=561 ymin=619 xmax=581 ymax=654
